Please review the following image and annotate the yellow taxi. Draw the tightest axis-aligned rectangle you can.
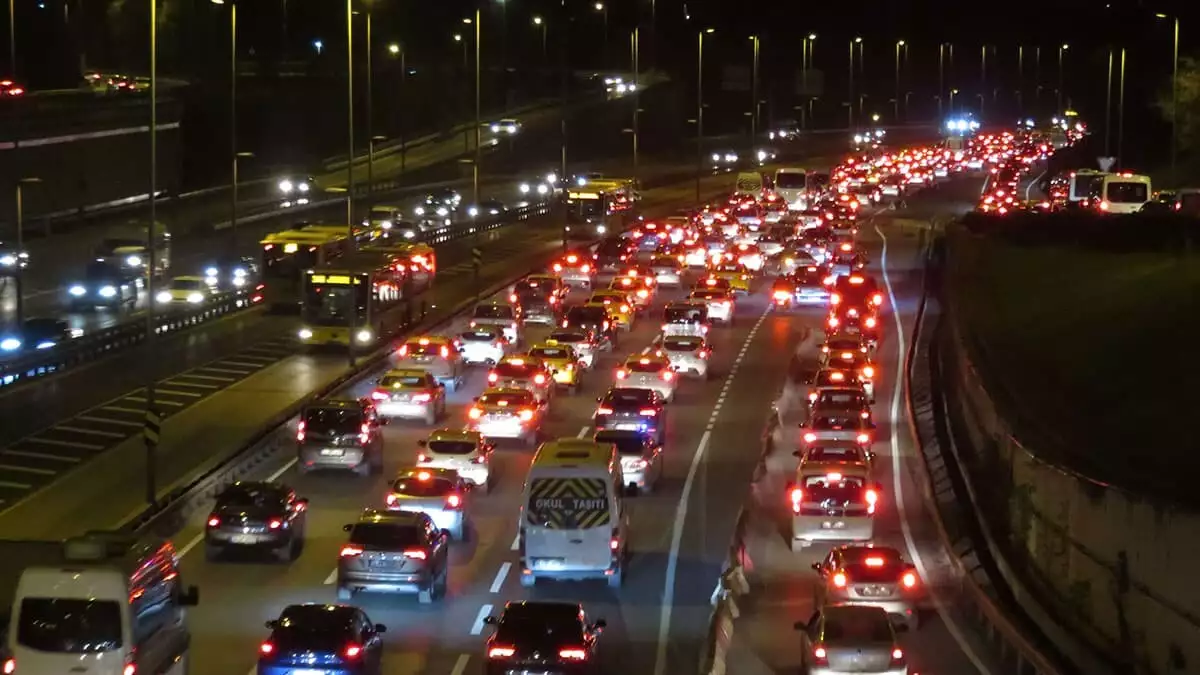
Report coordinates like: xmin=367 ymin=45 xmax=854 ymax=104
xmin=587 ymin=290 xmax=635 ymax=330
xmin=527 ymin=340 xmax=583 ymax=392
xmin=708 ymin=263 xmax=752 ymax=294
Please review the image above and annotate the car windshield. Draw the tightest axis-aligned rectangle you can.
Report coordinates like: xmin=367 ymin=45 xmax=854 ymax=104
xmin=495 ymin=606 xmax=583 ymax=644
xmin=379 ymin=374 xmax=426 ymax=387
xmin=348 ymin=522 xmax=423 ymax=549
xmin=626 ymin=360 xmax=665 ymax=373
xmin=495 ymin=363 xmax=538 ymax=379
xmin=776 ymin=172 xmax=806 ymax=188
xmin=689 ymin=290 xmax=725 ymax=301
xmin=822 ymin=611 xmax=893 ymax=642
xmin=663 ymin=337 xmax=704 ymax=351
xmin=392 ymin=475 xmax=456 ymax=497
xmin=170 ymin=278 xmax=204 ymax=291
xmin=273 ymin=607 xmax=355 ymax=652
xmin=813 ymin=416 xmax=861 ymax=429
xmin=603 ymin=388 xmax=655 ymax=406
xmin=473 ymin=305 xmax=513 ymax=319
xmin=665 ymin=307 xmax=706 ymax=323
xmin=479 ymin=391 xmax=535 ymax=407
xmin=427 ymin=440 xmax=477 ymax=455
xmin=530 ymin=347 xmax=571 ymax=359
xmin=459 ymin=330 xmax=499 ymax=342
xmin=16 ymin=598 xmax=122 ymax=653
xmin=806 ymin=445 xmax=865 ymax=462
xmin=403 ymin=342 xmax=443 ymax=356
xmin=1106 ymin=181 xmax=1148 ymax=203
xmin=801 ymin=474 xmax=868 ymax=502
xmin=594 ymin=431 xmax=647 ymax=455
xmin=548 ymin=331 xmax=586 ymax=343
xmin=219 ymin=484 xmax=282 ymax=507
xmin=83 ymin=262 xmax=120 ymax=279
xmin=816 ymin=391 xmax=867 ymax=407
xmin=303 ymin=408 xmax=361 ymax=434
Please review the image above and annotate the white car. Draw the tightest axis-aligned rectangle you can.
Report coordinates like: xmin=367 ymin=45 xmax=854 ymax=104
xmin=469 ymin=301 xmax=521 ymax=344
xmin=649 ymin=256 xmax=684 ymax=287
xmin=489 ymin=118 xmax=520 ymax=134
xmin=156 ymin=275 xmax=213 ymax=305
xmin=384 ymin=467 xmax=470 ymax=539
xmin=547 ymin=329 xmax=598 ymax=369
xmin=455 ymin=327 xmax=508 ymax=366
xmin=615 ymin=354 xmax=677 ymax=402
xmin=659 ymin=336 xmax=711 ymax=379
xmin=687 ymin=289 xmax=733 ymax=324
xmin=415 ymin=429 xmax=493 ymax=492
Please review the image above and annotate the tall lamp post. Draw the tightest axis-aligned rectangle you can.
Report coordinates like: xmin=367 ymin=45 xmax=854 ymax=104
xmin=144 ymin=0 xmax=161 ymax=506
xmin=532 ymin=16 xmax=547 ymax=67
xmin=8 ymin=0 xmax=15 ymax=78
xmin=473 ymin=7 xmax=481 ymax=220
xmin=1157 ymin=14 xmax=1181 ymax=183
xmin=894 ymin=40 xmax=905 ymax=121
xmin=749 ymin=35 xmax=760 ymax=139
xmin=848 ymin=37 xmax=861 ymax=128
xmin=388 ymin=42 xmax=407 ymax=174
xmin=210 ymin=0 xmax=239 ymax=254
xmin=802 ymin=34 xmax=816 ymax=129
xmin=631 ymin=26 xmax=640 ymax=181
xmin=12 ymin=176 xmax=39 ymax=326
xmin=230 ymin=151 xmax=252 ymax=251
xmin=593 ymin=3 xmax=608 ymax=68
xmin=344 ymin=0 xmax=356 ymax=367
xmin=1056 ymin=43 xmax=1068 ymax=112
xmin=696 ymin=28 xmax=714 ymax=202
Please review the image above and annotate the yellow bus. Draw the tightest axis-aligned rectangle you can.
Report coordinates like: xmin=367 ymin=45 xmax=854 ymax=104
xmin=297 ymin=251 xmax=408 ymax=350
xmin=259 ymin=229 xmax=351 ymax=311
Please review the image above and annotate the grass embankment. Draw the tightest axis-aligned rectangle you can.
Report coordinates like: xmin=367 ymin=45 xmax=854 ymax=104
xmin=947 ymin=232 xmax=1200 ymax=501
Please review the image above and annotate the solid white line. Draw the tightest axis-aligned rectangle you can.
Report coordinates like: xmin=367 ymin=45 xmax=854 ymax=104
xmin=876 ymin=224 xmax=993 ymax=675
xmin=450 ymin=654 xmax=470 ymax=675
xmin=470 ymin=604 xmax=494 ymax=635
xmin=490 ymin=562 xmax=512 ymax=593
xmin=576 ymin=426 xmax=590 ymax=439
xmin=652 ymin=429 xmax=710 ymax=675
xmin=323 ymin=569 xmax=337 ymax=585
xmin=1024 ymin=168 xmax=1047 ymax=201
xmin=510 ymin=534 xmax=520 ymax=551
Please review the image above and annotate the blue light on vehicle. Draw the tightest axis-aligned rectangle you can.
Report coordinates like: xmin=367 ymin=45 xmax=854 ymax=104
xmin=0 ymin=337 xmax=21 ymax=351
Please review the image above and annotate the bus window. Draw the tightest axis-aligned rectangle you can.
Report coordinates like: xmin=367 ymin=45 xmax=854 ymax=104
xmin=304 ymin=276 xmax=367 ymax=326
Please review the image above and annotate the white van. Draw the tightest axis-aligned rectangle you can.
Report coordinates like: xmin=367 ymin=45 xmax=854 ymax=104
xmin=734 ymin=171 xmax=765 ymax=199
xmin=1097 ymin=173 xmax=1151 ymax=214
xmin=518 ymin=438 xmax=629 ymax=589
xmin=5 ymin=533 xmax=199 ymax=675
xmin=774 ymin=168 xmax=808 ymax=209
xmin=1067 ymin=169 xmax=1108 ymax=204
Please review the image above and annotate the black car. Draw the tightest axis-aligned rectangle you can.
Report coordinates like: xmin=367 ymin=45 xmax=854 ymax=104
xmin=483 ymin=601 xmax=605 ymax=675
xmin=258 ymin=604 xmax=386 ymax=675
xmin=516 ymin=290 xmax=559 ymax=326
xmin=66 ymin=260 xmax=139 ymax=309
xmin=204 ymin=481 xmax=309 ymax=562
xmin=3 ymin=317 xmax=76 ymax=352
xmin=594 ymin=387 xmax=666 ymax=443
xmin=563 ymin=305 xmax=618 ymax=347
xmin=296 ymin=399 xmax=388 ymax=475
xmin=594 ymin=237 xmax=632 ymax=270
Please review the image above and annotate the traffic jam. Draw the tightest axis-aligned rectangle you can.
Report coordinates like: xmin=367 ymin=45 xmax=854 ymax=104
xmin=182 ymin=133 xmax=1000 ymax=675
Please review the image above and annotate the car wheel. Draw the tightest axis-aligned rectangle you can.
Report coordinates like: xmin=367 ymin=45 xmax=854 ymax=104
xmin=274 ymin=541 xmax=294 ymax=563
xmin=607 ymin=562 xmax=624 ymax=589
xmin=336 ymin=585 xmax=353 ymax=601
xmin=525 ymin=432 xmax=538 ymax=449
xmin=520 ymin=573 xmax=536 ymax=588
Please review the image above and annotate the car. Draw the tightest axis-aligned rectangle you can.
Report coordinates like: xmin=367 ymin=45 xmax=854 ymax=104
xmin=416 ymin=429 xmax=494 ymax=492
xmin=608 ymin=273 xmax=655 ymax=309
xmin=489 ymin=118 xmax=520 ymax=134
xmin=336 ymin=508 xmax=449 ymax=603
xmin=771 ymin=275 xmax=798 ymax=309
xmin=369 ymin=368 xmax=447 ymax=424
xmin=562 ymin=304 xmax=618 ymax=348
xmin=779 ymin=248 xmax=818 ymax=274
xmin=384 ymin=466 xmax=472 ymax=540
xmin=659 ymin=335 xmax=711 ymax=379
xmin=709 ymin=264 xmax=753 ymax=294
xmin=455 ymin=327 xmax=509 ymax=366
xmin=595 ymin=429 xmax=663 ymax=494
xmin=594 ymin=237 xmax=634 ymax=270
xmin=528 ymin=341 xmax=583 ymax=392
xmin=594 ymin=387 xmax=667 ymax=443
xmin=547 ymin=328 xmax=600 ymax=369
xmin=586 ymin=291 xmax=635 ymax=330
xmin=820 ymin=332 xmax=871 ymax=363
xmin=687 ymin=288 xmax=734 ymax=324
xmin=203 ymin=255 xmax=258 ymax=290
xmin=468 ymin=387 xmax=546 ymax=447
xmin=660 ymin=300 xmax=711 ymax=339
xmin=204 ymin=481 xmax=309 ymax=562
xmin=0 ymin=317 xmax=78 ymax=353
xmin=552 ymin=251 xmax=596 ymax=288
xmin=469 ymin=301 xmax=522 ymax=344
xmin=647 ymin=254 xmax=685 ymax=287
xmin=615 ymin=353 xmax=677 ymax=402
xmin=831 ymin=273 xmax=884 ymax=313
xmin=394 ymin=336 xmax=465 ymax=390
xmin=791 ymin=265 xmax=834 ymax=304
xmin=257 ymin=604 xmax=386 ymax=675
xmin=826 ymin=309 xmax=882 ymax=346
xmin=482 ymin=601 xmax=606 ymax=675
xmin=809 ymin=386 xmax=873 ymax=423
xmin=487 ymin=355 xmax=554 ymax=403
xmin=801 ymin=408 xmax=877 ymax=447
xmin=66 ymin=260 xmax=139 ymax=309
xmin=788 ymin=459 xmax=880 ymax=549
xmin=511 ymin=273 xmax=567 ymax=303
xmin=823 ymin=349 xmax=878 ymax=401
xmin=794 ymin=604 xmax=910 ymax=674
xmin=732 ymin=243 xmax=764 ymax=272
xmin=812 ymin=545 xmax=923 ymax=631
xmin=276 ymin=175 xmax=313 ymax=208
xmin=514 ymin=289 xmax=561 ymax=326
xmin=296 ymin=399 xmax=387 ymax=476
xmin=796 ymin=440 xmax=876 ymax=473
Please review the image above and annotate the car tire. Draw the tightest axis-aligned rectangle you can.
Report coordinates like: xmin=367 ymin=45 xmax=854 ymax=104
xmin=418 ymin=588 xmax=434 ymax=604
xmin=525 ymin=432 xmax=538 ymax=449
xmin=274 ymin=541 xmax=294 ymax=564
xmin=520 ymin=573 xmax=536 ymax=588
xmin=336 ymin=585 xmax=353 ymax=601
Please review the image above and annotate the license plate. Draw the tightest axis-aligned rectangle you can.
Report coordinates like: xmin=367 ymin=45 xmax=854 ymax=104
xmin=291 ymin=669 xmax=324 ymax=675
xmin=368 ymin=559 xmax=394 ymax=569
xmin=822 ymin=521 xmax=845 ymax=529
xmin=231 ymin=534 xmax=257 ymax=544
xmin=320 ymin=448 xmax=344 ymax=456
xmin=615 ymin=423 xmax=640 ymax=430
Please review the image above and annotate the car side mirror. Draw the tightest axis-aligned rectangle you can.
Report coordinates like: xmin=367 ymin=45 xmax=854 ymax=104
xmin=343 ymin=524 xmax=354 ymax=532
xmin=180 ymin=585 xmax=200 ymax=606
xmin=811 ymin=562 xmax=823 ymax=573
xmin=593 ymin=619 xmax=607 ymax=630
xmin=265 ymin=620 xmax=278 ymax=630
xmin=417 ymin=439 xmax=428 ymax=447
xmin=374 ymin=624 xmax=388 ymax=634
xmin=483 ymin=616 xmax=499 ymax=626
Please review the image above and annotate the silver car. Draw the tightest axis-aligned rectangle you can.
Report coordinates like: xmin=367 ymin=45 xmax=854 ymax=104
xmin=661 ymin=301 xmax=711 ymax=339
xmin=370 ymin=368 xmax=447 ymax=424
xmin=394 ymin=336 xmax=465 ymax=391
xmin=794 ymin=604 xmax=910 ymax=674
xmin=336 ymin=509 xmax=450 ymax=604
xmin=812 ymin=545 xmax=923 ymax=631
xmin=456 ymin=327 xmax=508 ymax=366
xmin=659 ymin=336 xmax=711 ymax=379
xmin=649 ymin=256 xmax=684 ymax=287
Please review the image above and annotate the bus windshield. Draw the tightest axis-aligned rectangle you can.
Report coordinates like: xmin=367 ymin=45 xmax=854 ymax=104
xmin=303 ymin=276 xmax=367 ymax=325
xmin=567 ymin=197 xmax=604 ymax=219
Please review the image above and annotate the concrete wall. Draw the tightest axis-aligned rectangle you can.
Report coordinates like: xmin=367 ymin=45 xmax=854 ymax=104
xmin=943 ymin=233 xmax=1200 ymax=675
xmin=0 ymin=92 xmax=182 ymax=226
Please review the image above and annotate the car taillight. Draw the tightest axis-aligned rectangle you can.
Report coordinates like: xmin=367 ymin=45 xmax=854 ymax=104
xmin=207 ymin=515 xmax=220 ymax=528
xmin=866 ymin=488 xmax=879 ymax=506
xmin=403 ymin=549 xmax=428 ymax=560
xmin=268 ymin=518 xmax=283 ymax=530
xmin=830 ymin=292 xmax=841 ymax=305
xmin=827 ymin=316 xmax=839 ymax=327
xmin=812 ymin=645 xmax=828 ymax=666
xmin=344 ymin=645 xmax=363 ymax=659
xmin=857 ymin=433 xmax=871 ymax=444
xmin=661 ymin=370 xmax=674 ymax=381
xmin=259 ymin=642 xmax=274 ymax=655
xmin=398 ymin=345 xmax=408 ymax=357
xmin=468 ymin=407 xmax=483 ymax=419
xmin=865 ymin=316 xmax=877 ymax=328
xmin=487 ymin=372 xmax=498 ymax=383
xmin=488 ymin=646 xmax=515 ymax=659
xmin=340 ymin=545 xmax=363 ymax=557
xmin=616 ymin=369 xmax=627 ymax=379
xmin=412 ymin=392 xmax=432 ymax=403
xmin=553 ymin=263 xmax=563 ymax=272
xmin=519 ymin=409 xmax=535 ymax=421
xmin=832 ymin=572 xmax=847 ymax=587
xmin=872 ymin=293 xmax=883 ymax=306
xmin=370 ymin=389 xmax=390 ymax=401
xmin=386 ymin=493 xmax=399 ymax=506
xmin=902 ymin=571 xmax=918 ymax=588
xmin=580 ymin=264 xmax=591 ymax=273
xmin=509 ymin=293 xmax=518 ymax=303
xmin=559 ymin=648 xmax=588 ymax=661
xmin=789 ymin=487 xmax=804 ymax=513
xmin=619 ymin=304 xmax=630 ymax=313
xmin=296 ymin=420 xmax=306 ymax=442
xmin=534 ymin=373 xmax=546 ymax=384
xmin=639 ymin=408 xmax=658 ymax=417
xmin=803 ymin=432 xmax=817 ymax=443
xmin=440 ymin=345 xmax=450 ymax=358
xmin=446 ymin=494 xmax=463 ymax=509
xmin=359 ymin=423 xmax=370 ymax=445
xmin=890 ymin=647 xmax=905 ymax=666
xmin=773 ymin=290 xmax=790 ymax=300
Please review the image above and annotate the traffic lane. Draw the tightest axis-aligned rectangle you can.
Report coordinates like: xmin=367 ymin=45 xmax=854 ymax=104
xmin=171 ymin=281 xmax=704 ymax=675
xmin=0 ymin=220 xmax=571 ymax=537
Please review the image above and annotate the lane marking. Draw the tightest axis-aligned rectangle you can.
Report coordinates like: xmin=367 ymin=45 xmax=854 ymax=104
xmin=576 ymin=426 xmax=590 ymax=439
xmin=876 ymin=224 xmax=993 ymax=674
xmin=323 ymin=569 xmax=337 ymax=585
xmin=489 ymin=562 xmax=511 ymax=593
xmin=1024 ymin=168 xmax=1047 ymax=201
xmin=510 ymin=534 xmax=519 ymax=551
xmin=450 ymin=654 xmax=470 ymax=675
xmin=470 ymin=604 xmax=493 ymax=635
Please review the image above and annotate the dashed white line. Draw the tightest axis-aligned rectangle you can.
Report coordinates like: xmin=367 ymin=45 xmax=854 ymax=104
xmin=323 ymin=569 xmax=337 ymax=585
xmin=510 ymin=533 xmax=520 ymax=551
xmin=470 ymin=604 xmax=494 ymax=635
xmin=489 ymin=562 xmax=512 ymax=593
xmin=576 ymin=426 xmax=590 ymax=439
xmin=876 ymin=224 xmax=993 ymax=675
xmin=450 ymin=654 xmax=470 ymax=675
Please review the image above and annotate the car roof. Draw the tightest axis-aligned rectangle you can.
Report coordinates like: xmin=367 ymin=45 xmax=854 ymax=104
xmin=356 ymin=508 xmax=428 ymax=526
xmin=624 ymin=354 xmax=668 ymax=365
xmin=501 ymin=600 xmax=583 ymax=619
xmin=427 ymin=428 xmax=483 ymax=443
xmin=307 ymin=399 xmax=362 ymax=411
xmin=383 ymin=368 xmax=429 ymax=378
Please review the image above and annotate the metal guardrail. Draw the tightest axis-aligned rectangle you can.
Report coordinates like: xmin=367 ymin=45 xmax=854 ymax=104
xmin=1 ymin=200 xmax=554 ymax=392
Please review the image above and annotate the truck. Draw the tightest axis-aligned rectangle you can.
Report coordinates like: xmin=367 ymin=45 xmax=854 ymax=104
xmin=93 ymin=220 xmax=171 ymax=278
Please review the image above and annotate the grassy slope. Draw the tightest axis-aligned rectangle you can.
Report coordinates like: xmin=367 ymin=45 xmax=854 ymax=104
xmin=948 ymin=232 xmax=1200 ymax=498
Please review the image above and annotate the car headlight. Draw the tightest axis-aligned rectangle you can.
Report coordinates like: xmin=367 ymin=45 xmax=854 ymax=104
xmin=35 ymin=340 xmax=56 ymax=350
xmin=711 ymin=153 xmax=720 ymax=162
xmin=125 ymin=255 xmax=142 ymax=267
xmin=0 ymin=337 xmax=21 ymax=351
xmin=545 ymin=173 xmax=557 ymax=185
xmin=205 ymin=266 xmax=219 ymax=276
xmin=356 ymin=329 xmax=373 ymax=343
xmin=156 ymin=291 xmax=172 ymax=303
xmin=68 ymin=285 xmax=86 ymax=297
xmin=490 ymin=124 xmax=501 ymax=133
xmin=436 ymin=207 xmax=449 ymax=217
xmin=0 ymin=254 xmax=16 ymax=266
xmin=99 ymin=285 xmax=118 ymax=298
xmin=537 ymin=184 xmax=549 ymax=195
xmin=596 ymin=225 xmax=607 ymax=234
xmin=468 ymin=206 xmax=479 ymax=217
xmin=298 ymin=328 xmax=313 ymax=340
xmin=279 ymin=179 xmax=293 ymax=193
xmin=519 ymin=183 xmax=531 ymax=194
xmin=489 ymin=208 xmax=500 ymax=215
xmin=298 ymin=182 xmax=310 ymax=192
xmin=403 ymin=230 xmax=416 ymax=239
xmin=725 ymin=153 xmax=738 ymax=162
xmin=757 ymin=150 xmax=768 ymax=161
xmin=187 ymin=292 xmax=204 ymax=304
xmin=379 ymin=220 xmax=392 ymax=230
xmin=414 ymin=206 xmax=426 ymax=216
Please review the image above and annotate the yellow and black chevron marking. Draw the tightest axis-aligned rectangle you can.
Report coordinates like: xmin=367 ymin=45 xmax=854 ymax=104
xmin=527 ymin=478 xmax=611 ymax=529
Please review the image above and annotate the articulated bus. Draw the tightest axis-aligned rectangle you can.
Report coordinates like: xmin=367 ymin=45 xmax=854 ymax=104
xmin=297 ymin=251 xmax=408 ymax=350
xmin=360 ymin=241 xmax=437 ymax=291
xmin=259 ymin=229 xmax=351 ymax=311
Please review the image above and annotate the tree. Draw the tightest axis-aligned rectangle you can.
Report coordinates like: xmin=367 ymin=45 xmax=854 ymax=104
xmin=1158 ymin=56 xmax=1200 ymax=156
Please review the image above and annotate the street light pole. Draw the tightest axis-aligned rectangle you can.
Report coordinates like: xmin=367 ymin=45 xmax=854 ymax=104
xmin=1157 ymin=14 xmax=1181 ymax=182
xmin=938 ymin=43 xmax=945 ymax=119
xmin=848 ymin=38 xmax=857 ymax=129
xmin=750 ymin=35 xmax=760 ymax=140
xmin=696 ymin=29 xmax=713 ymax=202
xmin=389 ymin=43 xmax=406 ymax=174
xmin=1117 ymin=47 xmax=1126 ymax=169
xmin=632 ymin=26 xmax=640 ymax=181
xmin=1057 ymin=43 xmax=1068 ymax=112
xmin=1104 ymin=47 xmax=1113 ymax=157
xmin=365 ymin=9 xmax=374 ymax=207
xmin=594 ymin=2 xmax=608 ymax=69
xmin=145 ymin=0 xmax=160 ymax=507
xmin=13 ymin=176 xmax=39 ymax=326
xmin=1016 ymin=45 xmax=1024 ymax=113
xmin=894 ymin=40 xmax=904 ymax=121
xmin=8 ymin=0 xmax=14 ymax=79
xmin=473 ymin=7 xmax=481 ymax=225
xmin=344 ymin=0 xmax=356 ymax=368
xmin=211 ymin=0 xmax=238 ymax=255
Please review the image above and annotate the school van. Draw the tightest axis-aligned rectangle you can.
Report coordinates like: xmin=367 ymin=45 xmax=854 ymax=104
xmin=518 ymin=438 xmax=629 ymax=589
xmin=4 ymin=533 xmax=200 ymax=675
xmin=734 ymin=172 xmax=765 ymax=199
xmin=1096 ymin=172 xmax=1151 ymax=215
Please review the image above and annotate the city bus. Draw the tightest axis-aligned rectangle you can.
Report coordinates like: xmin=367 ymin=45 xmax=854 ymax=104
xmin=566 ymin=178 xmax=637 ymax=237
xmin=259 ymin=229 xmax=351 ymax=311
xmin=296 ymin=251 xmax=408 ymax=350
xmin=360 ymin=241 xmax=437 ymax=291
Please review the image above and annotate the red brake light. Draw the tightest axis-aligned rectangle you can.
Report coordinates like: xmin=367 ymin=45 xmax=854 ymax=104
xmin=446 ymin=494 xmax=463 ymax=508
xmin=812 ymin=645 xmax=828 ymax=665
xmin=488 ymin=646 xmax=515 ymax=659
xmin=865 ymin=317 xmax=877 ymax=328
xmin=596 ymin=406 xmax=614 ymax=415
xmin=207 ymin=516 xmax=220 ymax=528
xmin=856 ymin=433 xmax=871 ymax=444
xmin=616 ymin=369 xmax=627 ymax=379
xmin=865 ymin=556 xmax=885 ymax=567
xmin=803 ymin=432 xmax=817 ymax=443
xmin=830 ymin=292 xmax=841 ymax=305
xmin=534 ymin=373 xmax=546 ymax=384
xmin=832 ymin=572 xmax=847 ymax=587
xmin=559 ymin=648 xmax=588 ymax=661
xmin=488 ymin=372 xmax=498 ymax=383
xmin=789 ymin=487 xmax=804 ymax=513
xmin=440 ymin=345 xmax=450 ymax=358
xmin=866 ymin=488 xmax=879 ymax=505
xmin=340 ymin=545 xmax=363 ymax=557
xmin=398 ymin=344 xmax=408 ymax=357
xmin=662 ymin=371 xmax=673 ymax=381
xmin=412 ymin=392 xmax=432 ymax=403
xmin=260 ymin=642 xmax=274 ymax=655
xmin=268 ymin=518 xmax=283 ymax=530
xmin=518 ymin=409 xmax=535 ymax=421
xmin=403 ymin=549 xmax=428 ymax=560
xmin=344 ymin=645 xmax=363 ymax=659
xmin=902 ymin=571 xmax=918 ymax=588
xmin=468 ymin=407 xmax=483 ymax=419
xmin=639 ymin=408 xmax=657 ymax=416
xmin=890 ymin=647 xmax=905 ymax=665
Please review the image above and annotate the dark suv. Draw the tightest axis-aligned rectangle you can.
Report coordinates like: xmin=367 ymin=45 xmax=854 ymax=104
xmin=296 ymin=399 xmax=387 ymax=475
xmin=483 ymin=601 xmax=606 ymax=675
xmin=336 ymin=509 xmax=449 ymax=604
xmin=204 ymin=481 xmax=309 ymax=562
xmin=563 ymin=305 xmax=618 ymax=347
